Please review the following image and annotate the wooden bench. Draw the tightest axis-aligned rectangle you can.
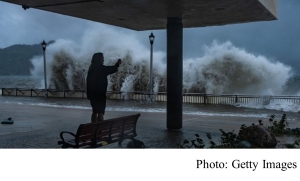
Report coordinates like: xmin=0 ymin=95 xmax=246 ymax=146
xmin=57 ymin=113 xmax=141 ymax=148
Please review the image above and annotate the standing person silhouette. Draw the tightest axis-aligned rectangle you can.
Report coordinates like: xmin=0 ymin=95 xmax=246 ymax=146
xmin=86 ymin=52 xmax=122 ymax=123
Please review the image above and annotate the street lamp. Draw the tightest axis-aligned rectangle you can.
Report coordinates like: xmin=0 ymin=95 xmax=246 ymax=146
xmin=82 ymin=69 xmax=86 ymax=91
xmin=149 ymin=32 xmax=155 ymax=102
xmin=41 ymin=40 xmax=48 ymax=97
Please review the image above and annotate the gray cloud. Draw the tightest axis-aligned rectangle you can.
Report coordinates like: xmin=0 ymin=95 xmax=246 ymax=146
xmin=0 ymin=2 xmax=91 ymax=46
xmin=0 ymin=0 xmax=300 ymax=75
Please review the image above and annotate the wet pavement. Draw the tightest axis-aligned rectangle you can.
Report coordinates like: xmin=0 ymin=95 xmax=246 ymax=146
xmin=1 ymin=101 xmax=299 ymax=148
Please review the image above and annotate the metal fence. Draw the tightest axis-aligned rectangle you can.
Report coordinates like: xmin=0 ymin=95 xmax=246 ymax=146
xmin=1 ymin=88 xmax=87 ymax=99
xmin=1 ymin=88 xmax=300 ymax=105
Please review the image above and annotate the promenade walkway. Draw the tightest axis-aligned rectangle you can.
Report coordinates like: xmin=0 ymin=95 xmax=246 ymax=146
xmin=0 ymin=102 xmax=298 ymax=148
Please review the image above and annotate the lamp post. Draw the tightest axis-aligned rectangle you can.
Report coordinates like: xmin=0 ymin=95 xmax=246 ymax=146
xmin=41 ymin=40 xmax=48 ymax=97
xmin=149 ymin=32 xmax=155 ymax=102
xmin=82 ymin=69 xmax=86 ymax=91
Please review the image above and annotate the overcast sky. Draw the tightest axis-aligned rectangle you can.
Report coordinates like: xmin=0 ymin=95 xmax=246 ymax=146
xmin=1 ymin=0 xmax=300 ymax=75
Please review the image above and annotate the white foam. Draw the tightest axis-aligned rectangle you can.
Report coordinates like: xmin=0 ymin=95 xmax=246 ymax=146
xmin=29 ymin=26 xmax=292 ymax=96
xmin=3 ymin=101 xmax=90 ymax=110
xmin=183 ymin=111 xmax=268 ymax=118
xmin=1 ymin=100 xmax=269 ymax=118
xmin=235 ymin=99 xmax=300 ymax=113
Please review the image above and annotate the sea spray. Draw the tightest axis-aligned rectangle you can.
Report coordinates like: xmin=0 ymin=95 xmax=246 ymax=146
xmin=30 ymin=26 xmax=292 ymax=95
xmin=183 ymin=41 xmax=292 ymax=95
xmin=30 ymin=25 xmax=166 ymax=92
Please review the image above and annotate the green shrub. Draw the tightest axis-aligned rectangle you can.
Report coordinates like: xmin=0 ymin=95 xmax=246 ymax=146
xmin=178 ymin=114 xmax=300 ymax=149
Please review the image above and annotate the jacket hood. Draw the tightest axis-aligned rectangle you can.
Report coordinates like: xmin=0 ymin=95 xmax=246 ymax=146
xmin=91 ymin=53 xmax=103 ymax=65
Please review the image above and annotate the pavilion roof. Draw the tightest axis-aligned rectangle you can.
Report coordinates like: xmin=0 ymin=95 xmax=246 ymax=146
xmin=2 ymin=0 xmax=278 ymax=31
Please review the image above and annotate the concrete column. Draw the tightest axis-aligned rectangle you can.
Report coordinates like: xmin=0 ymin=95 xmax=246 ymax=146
xmin=166 ymin=17 xmax=183 ymax=129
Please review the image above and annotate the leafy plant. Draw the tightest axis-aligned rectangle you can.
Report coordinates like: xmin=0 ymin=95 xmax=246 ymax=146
xmin=178 ymin=114 xmax=300 ymax=149
xmin=285 ymin=140 xmax=300 ymax=148
xmin=267 ymin=114 xmax=300 ymax=137
xmin=178 ymin=134 xmax=205 ymax=148
xmin=268 ymin=114 xmax=289 ymax=135
xmin=178 ymin=126 xmax=250 ymax=148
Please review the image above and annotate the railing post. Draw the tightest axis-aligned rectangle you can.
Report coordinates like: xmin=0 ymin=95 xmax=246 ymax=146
xmin=204 ymin=94 xmax=207 ymax=105
xmin=235 ymin=95 xmax=238 ymax=103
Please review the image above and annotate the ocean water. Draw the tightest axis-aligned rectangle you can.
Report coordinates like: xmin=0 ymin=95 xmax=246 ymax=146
xmin=0 ymin=76 xmax=43 ymax=89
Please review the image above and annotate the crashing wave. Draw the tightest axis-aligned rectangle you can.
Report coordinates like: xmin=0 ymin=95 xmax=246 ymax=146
xmin=30 ymin=26 xmax=292 ymax=95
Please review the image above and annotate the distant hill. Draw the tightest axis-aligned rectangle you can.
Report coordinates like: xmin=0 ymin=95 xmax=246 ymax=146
xmin=0 ymin=41 xmax=54 ymax=75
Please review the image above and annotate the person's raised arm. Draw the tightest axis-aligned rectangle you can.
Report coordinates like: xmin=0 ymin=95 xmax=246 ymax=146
xmin=114 ymin=59 xmax=122 ymax=67
xmin=106 ymin=59 xmax=122 ymax=75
